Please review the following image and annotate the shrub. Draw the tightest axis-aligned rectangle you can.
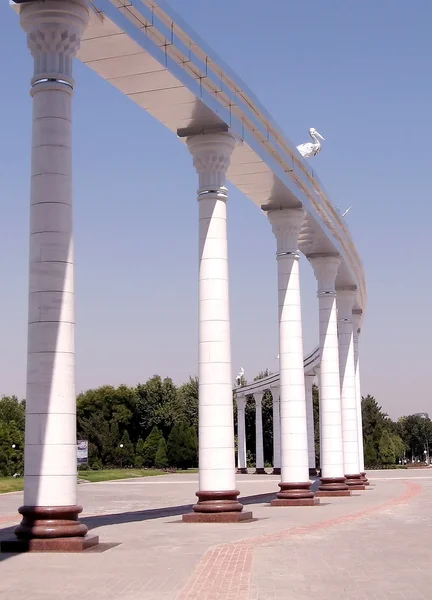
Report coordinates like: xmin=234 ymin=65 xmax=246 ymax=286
xmin=141 ymin=427 xmax=164 ymax=467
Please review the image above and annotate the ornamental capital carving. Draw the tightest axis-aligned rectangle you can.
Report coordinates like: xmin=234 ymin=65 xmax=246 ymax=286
xmin=267 ymin=208 xmax=305 ymax=255
xmin=20 ymin=0 xmax=89 ymax=86
xmin=186 ymin=132 xmax=236 ymax=194
xmin=309 ymin=254 xmax=341 ymax=294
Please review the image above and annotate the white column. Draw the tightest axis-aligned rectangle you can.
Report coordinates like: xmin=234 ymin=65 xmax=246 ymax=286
xmin=304 ymin=374 xmax=316 ymax=474
xmin=310 ymin=255 xmax=349 ymax=494
xmin=353 ymin=310 xmax=366 ymax=478
xmin=271 ymin=388 xmax=281 ymax=474
xmin=254 ymin=393 xmax=265 ymax=474
xmin=236 ymin=396 xmax=247 ymax=474
xmin=19 ymin=0 xmax=89 ymax=512
xmin=267 ymin=208 xmax=316 ymax=505
xmin=337 ymin=289 xmax=362 ymax=488
xmin=184 ymin=132 xmax=250 ymax=520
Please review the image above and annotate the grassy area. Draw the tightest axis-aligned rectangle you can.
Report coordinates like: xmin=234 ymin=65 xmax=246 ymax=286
xmin=0 ymin=468 xmax=199 ymax=493
xmin=78 ymin=469 xmax=166 ymax=482
xmin=0 ymin=478 xmax=24 ymax=494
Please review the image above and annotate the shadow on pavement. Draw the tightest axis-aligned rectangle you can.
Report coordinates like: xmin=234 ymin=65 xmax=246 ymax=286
xmin=0 ymin=490 xmax=279 ymax=562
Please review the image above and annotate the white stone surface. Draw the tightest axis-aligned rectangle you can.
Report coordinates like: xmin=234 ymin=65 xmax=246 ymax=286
xmin=310 ymin=255 xmax=345 ymax=480
xmin=337 ymin=289 xmax=360 ymax=477
xmin=254 ymin=393 xmax=264 ymax=471
xmin=304 ymin=373 xmax=316 ymax=471
xmin=268 ymin=208 xmax=309 ymax=484
xmin=271 ymin=388 xmax=281 ymax=470
xmin=19 ymin=0 xmax=89 ymax=508
xmin=187 ymin=132 xmax=237 ymax=493
xmin=236 ymin=396 xmax=247 ymax=471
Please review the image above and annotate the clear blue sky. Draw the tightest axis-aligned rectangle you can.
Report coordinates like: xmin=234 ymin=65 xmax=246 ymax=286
xmin=1 ymin=1 xmax=431 ymax=418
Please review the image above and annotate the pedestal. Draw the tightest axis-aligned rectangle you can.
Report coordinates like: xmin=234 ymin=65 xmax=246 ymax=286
xmin=316 ymin=477 xmax=351 ymax=497
xmin=182 ymin=491 xmax=253 ymax=523
xmin=271 ymin=482 xmax=320 ymax=506
xmin=0 ymin=505 xmax=98 ymax=553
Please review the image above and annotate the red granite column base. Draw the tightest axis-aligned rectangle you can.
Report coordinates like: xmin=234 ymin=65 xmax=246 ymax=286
xmin=345 ymin=473 xmax=366 ymax=491
xmin=316 ymin=477 xmax=351 ymax=497
xmin=361 ymin=472 xmax=370 ymax=485
xmin=183 ymin=511 xmax=253 ymax=523
xmin=255 ymin=468 xmax=266 ymax=474
xmin=272 ymin=468 xmax=281 ymax=475
xmin=0 ymin=505 xmax=99 ymax=553
xmin=1 ymin=535 xmax=99 ymax=553
xmin=270 ymin=481 xmax=319 ymax=506
xmin=236 ymin=468 xmax=248 ymax=474
xmin=182 ymin=490 xmax=253 ymax=522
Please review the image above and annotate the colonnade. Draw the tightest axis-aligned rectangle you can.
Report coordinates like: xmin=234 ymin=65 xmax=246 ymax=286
xmin=3 ymin=0 xmax=366 ymax=552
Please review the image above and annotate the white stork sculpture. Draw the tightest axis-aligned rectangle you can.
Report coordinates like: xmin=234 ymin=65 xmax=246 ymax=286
xmin=296 ymin=127 xmax=325 ymax=158
xmin=235 ymin=367 xmax=245 ymax=387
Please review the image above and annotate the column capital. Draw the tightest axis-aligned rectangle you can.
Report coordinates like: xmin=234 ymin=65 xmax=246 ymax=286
xmin=20 ymin=0 xmax=89 ymax=88
xmin=236 ymin=396 xmax=246 ymax=410
xmin=253 ymin=392 xmax=264 ymax=405
xmin=336 ymin=288 xmax=357 ymax=321
xmin=309 ymin=254 xmax=341 ymax=295
xmin=270 ymin=387 xmax=280 ymax=401
xmin=267 ymin=208 xmax=305 ymax=256
xmin=186 ymin=132 xmax=236 ymax=197
xmin=304 ymin=373 xmax=315 ymax=390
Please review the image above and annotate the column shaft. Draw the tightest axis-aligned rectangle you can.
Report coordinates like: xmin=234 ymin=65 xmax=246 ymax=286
xmin=271 ymin=389 xmax=281 ymax=475
xmin=337 ymin=290 xmax=363 ymax=489
xmin=183 ymin=132 xmax=251 ymax=522
xmin=353 ymin=311 xmax=368 ymax=484
xmin=254 ymin=393 xmax=265 ymax=474
xmin=2 ymin=0 xmax=98 ymax=553
xmin=236 ymin=396 xmax=247 ymax=474
xmin=310 ymin=255 xmax=349 ymax=496
xmin=305 ymin=374 xmax=317 ymax=475
xmin=268 ymin=208 xmax=317 ymax=506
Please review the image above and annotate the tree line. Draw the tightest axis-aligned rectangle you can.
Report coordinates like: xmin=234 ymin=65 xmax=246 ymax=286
xmin=0 ymin=373 xmax=430 ymax=476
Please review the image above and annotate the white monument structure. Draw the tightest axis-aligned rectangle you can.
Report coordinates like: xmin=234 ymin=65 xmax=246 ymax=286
xmin=3 ymin=0 xmax=367 ymax=551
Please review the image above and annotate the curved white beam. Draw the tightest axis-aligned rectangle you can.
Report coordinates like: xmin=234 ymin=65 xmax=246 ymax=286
xmin=11 ymin=0 xmax=366 ymax=321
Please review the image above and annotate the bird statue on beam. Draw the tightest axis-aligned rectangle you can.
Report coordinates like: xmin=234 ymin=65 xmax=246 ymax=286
xmin=235 ymin=367 xmax=245 ymax=387
xmin=297 ymin=128 xmax=325 ymax=158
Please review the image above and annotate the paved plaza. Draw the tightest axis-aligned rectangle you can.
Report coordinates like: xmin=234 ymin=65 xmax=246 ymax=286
xmin=0 ymin=470 xmax=430 ymax=599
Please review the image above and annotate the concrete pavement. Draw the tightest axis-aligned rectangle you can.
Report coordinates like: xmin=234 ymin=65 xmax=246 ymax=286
xmin=0 ymin=471 xmax=429 ymax=599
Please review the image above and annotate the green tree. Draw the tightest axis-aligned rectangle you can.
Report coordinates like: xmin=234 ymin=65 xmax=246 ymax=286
xmin=135 ymin=438 xmax=145 ymax=467
xmin=118 ymin=430 xmax=135 ymax=467
xmin=154 ymin=438 xmax=169 ymax=469
xmin=177 ymin=377 xmax=199 ymax=429
xmin=0 ymin=396 xmax=25 ymax=476
xmin=364 ymin=437 xmax=377 ymax=467
xmin=142 ymin=426 xmax=164 ymax=467
xmin=391 ymin=434 xmax=406 ymax=462
xmin=167 ymin=422 xmax=197 ymax=469
xmin=136 ymin=376 xmax=183 ymax=439
xmin=379 ymin=430 xmax=395 ymax=465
